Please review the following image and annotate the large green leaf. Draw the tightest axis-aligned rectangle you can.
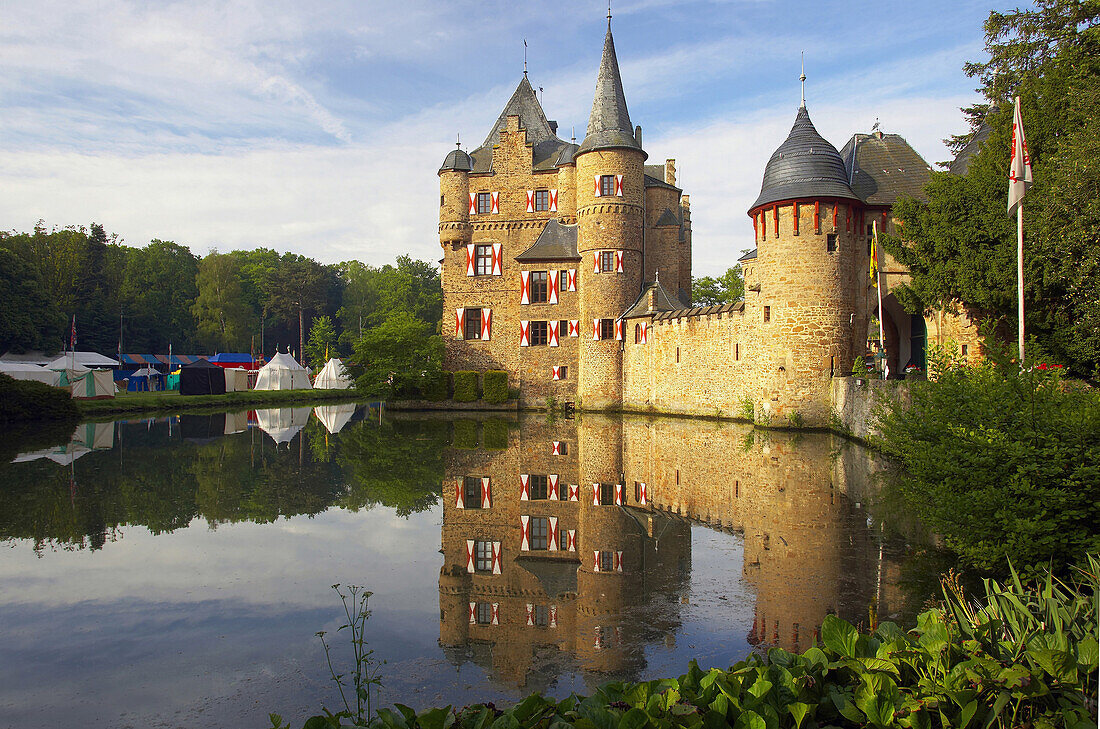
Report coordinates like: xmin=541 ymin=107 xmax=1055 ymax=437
xmin=786 ymin=702 xmax=812 ymax=729
xmin=618 ymin=707 xmax=650 ymax=729
xmin=821 ymin=615 xmax=859 ymax=658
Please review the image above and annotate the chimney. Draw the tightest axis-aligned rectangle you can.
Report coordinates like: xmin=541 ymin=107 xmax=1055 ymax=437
xmin=665 ymin=159 xmax=676 ymax=186
xmin=647 ymin=283 xmax=658 ymax=312
xmin=549 ymin=120 xmax=558 ymax=135
xmin=635 ymin=125 xmax=642 ymax=147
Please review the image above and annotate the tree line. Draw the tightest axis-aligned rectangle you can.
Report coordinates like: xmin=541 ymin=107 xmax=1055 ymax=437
xmin=0 ymin=221 xmax=443 ymax=368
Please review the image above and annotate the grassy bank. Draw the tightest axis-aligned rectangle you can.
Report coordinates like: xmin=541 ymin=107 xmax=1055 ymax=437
xmin=77 ymin=388 xmax=372 ymax=418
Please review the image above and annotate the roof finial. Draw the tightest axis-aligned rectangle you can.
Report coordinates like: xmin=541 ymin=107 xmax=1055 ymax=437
xmin=654 ymin=269 xmax=659 ymax=283
xmin=608 ymin=0 xmax=612 ymax=25
xmin=571 ymin=125 xmax=576 ymax=144
xmin=523 ymin=38 xmax=528 ymax=76
xmin=800 ymin=51 xmax=806 ymax=108
xmin=456 ymin=133 xmax=461 ymax=149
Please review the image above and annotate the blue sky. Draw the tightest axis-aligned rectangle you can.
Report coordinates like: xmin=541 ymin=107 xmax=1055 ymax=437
xmin=0 ymin=0 xmax=1008 ymax=275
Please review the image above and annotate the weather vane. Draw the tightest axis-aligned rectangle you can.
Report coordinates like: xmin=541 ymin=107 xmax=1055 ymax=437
xmin=800 ymin=51 xmax=806 ymax=107
xmin=523 ymin=38 xmax=528 ymax=76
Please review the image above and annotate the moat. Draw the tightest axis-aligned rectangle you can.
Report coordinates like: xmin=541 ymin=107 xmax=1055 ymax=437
xmin=0 ymin=408 xmax=929 ymax=729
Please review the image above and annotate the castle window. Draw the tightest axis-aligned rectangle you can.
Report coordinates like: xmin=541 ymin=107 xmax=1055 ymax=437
xmin=735 ymin=342 xmax=740 ymax=360
xmin=528 ymin=475 xmax=549 ymax=500
xmin=464 ymin=308 xmax=482 ymax=340
xmin=559 ymin=271 xmax=569 ymax=292
xmin=600 ymin=175 xmax=616 ymax=197
xmin=598 ymin=550 xmax=615 ymax=572
xmin=477 ymin=192 xmax=493 ymax=214
xmin=961 ymin=344 xmax=969 ymax=359
xmin=530 ymin=271 xmax=548 ymax=303
xmin=530 ymin=320 xmax=549 ymax=346
xmin=555 ymin=365 xmax=569 ymax=380
xmin=558 ymin=529 xmax=570 ymax=549
xmin=597 ymin=483 xmax=615 ymax=505
xmin=764 ymin=306 xmax=771 ymax=323
xmin=529 ymin=516 xmax=549 ymax=550
xmin=635 ymin=323 xmax=643 ymax=343
xmin=474 ymin=244 xmax=493 ymax=275
xmin=463 ymin=476 xmax=483 ymax=509
xmin=676 ymin=346 xmax=680 ymax=363
xmin=599 ymin=251 xmax=615 ymax=272
xmin=440 ymin=194 xmax=445 ymax=207
xmin=559 ymin=320 xmax=569 ymax=338
xmin=474 ymin=541 xmax=493 ymax=572
xmin=475 ymin=601 xmax=493 ymax=624
xmin=534 ymin=189 xmax=550 ymax=211
xmin=827 ymin=234 xmax=838 ymax=253
xmin=533 ymin=604 xmax=549 ymax=626
xmin=867 ymin=239 xmax=873 ymax=256
xmin=599 ymin=319 xmax=615 ymax=340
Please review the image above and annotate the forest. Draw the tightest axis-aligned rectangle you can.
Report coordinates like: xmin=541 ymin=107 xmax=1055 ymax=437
xmin=0 ymin=221 xmax=443 ymax=369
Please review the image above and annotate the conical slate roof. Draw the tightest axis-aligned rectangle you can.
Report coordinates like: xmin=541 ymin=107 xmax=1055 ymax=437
xmin=577 ymin=25 xmax=642 ymax=156
xmin=750 ymin=106 xmax=859 ymax=211
xmin=481 ymin=75 xmax=557 ymax=149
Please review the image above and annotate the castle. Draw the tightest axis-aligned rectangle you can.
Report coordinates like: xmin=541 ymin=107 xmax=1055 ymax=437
xmin=439 ymin=21 xmax=980 ymax=426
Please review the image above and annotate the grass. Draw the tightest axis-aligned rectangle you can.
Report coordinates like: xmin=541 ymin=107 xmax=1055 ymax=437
xmin=78 ymin=388 xmax=370 ymax=418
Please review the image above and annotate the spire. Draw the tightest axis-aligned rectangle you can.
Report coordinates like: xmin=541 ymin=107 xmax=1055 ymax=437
xmin=577 ymin=22 xmax=642 ymax=155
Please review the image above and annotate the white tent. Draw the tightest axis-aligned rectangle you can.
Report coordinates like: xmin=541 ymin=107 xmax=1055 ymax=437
xmin=223 ymin=367 xmax=251 ymax=392
xmin=46 ymin=356 xmax=90 ymax=373
xmin=314 ymin=403 xmax=356 ymax=434
xmin=65 ymin=370 xmax=116 ymax=399
xmin=254 ymin=352 xmax=311 ymax=391
xmin=255 ymin=407 xmax=312 ymax=444
xmin=0 ymin=361 xmax=59 ymax=385
xmin=313 ymin=358 xmax=352 ymax=389
xmin=224 ymin=409 xmax=249 ymax=435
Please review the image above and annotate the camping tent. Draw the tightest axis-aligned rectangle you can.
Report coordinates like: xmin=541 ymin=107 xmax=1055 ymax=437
xmin=223 ymin=367 xmax=251 ymax=392
xmin=0 ymin=361 xmax=59 ymax=385
xmin=254 ymin=352 xmax=311 ymax=391
xmin=313 ymin=358 xmax=352 ymax=389
xmin=55 ymin=368 xmax=115 ymax=399
xmin=179 ymin=359 xmax=226 ymax=396
xmin=255 ymin=407 xmax=311 ymax=444
xmin=314 ymin=403 xmax=356 ymax=434
xmin=127 ymin=366 xmax=165 ymax=392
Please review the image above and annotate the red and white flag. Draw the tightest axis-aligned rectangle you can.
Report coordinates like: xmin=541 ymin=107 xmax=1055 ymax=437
xmin=70 ymin=315 xmax=77 ymax=350
xmin=1007 ymin=96 xmax=1032 ymax=216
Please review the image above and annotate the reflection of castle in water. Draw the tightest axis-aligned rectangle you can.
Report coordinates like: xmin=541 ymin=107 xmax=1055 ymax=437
xmin=439 ymin=415 xmax=901 ymax=691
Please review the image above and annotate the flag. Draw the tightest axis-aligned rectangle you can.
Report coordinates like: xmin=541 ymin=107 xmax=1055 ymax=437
xmin=70 ymin=315 xmax=77 ymax=350
xmin=869 ymin=220 xmax=879 ymax=286
xmin=1007 ymin=96 xmax=1032 ymax=215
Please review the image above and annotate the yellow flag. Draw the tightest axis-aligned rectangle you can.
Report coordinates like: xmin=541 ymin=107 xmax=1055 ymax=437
xmin=869 ymin=220 xmax=879 ymax=286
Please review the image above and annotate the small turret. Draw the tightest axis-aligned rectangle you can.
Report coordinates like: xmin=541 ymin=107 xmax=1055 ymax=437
xmin=439 ymin=141 xmax=472 ymax=248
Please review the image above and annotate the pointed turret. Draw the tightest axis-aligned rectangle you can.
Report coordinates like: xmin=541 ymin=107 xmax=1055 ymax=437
xmin=577 ymin=24 xmax=642 ymax=155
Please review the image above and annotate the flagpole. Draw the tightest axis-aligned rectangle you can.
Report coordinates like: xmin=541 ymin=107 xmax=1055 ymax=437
xmin=1018 ymin=202 xmax=1025 ymax=361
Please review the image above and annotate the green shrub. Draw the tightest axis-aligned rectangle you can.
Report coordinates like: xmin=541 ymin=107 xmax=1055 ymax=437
xmin=422 ymin=372 xmax=448 ymax=402
xmin=452 ymin=371 xmax=478 ymax=402
xmin=739 ymin=396 xmax=754 ymax=421
xmin=482 ymin=370 xmax=508 ymax=403
xmin=482 ymin=418 xmax=508 ymax=450
xmin=785 ymin=411 xmax=804 ymax=428
xmin=873 ymin=342 xmax=1100 ymax=576
xmin=452 ymin=419 xmax=477 ymax=449
xmin=0 ymin=373 xmax=79 ymax=423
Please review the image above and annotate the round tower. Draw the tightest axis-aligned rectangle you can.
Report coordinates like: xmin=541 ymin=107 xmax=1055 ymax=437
xmin=438 ymin=145 xmax=473 ymax=247
xmin=746 ymin=102 xmax=864 ymax=422
xmin=575 ymin=22 xmax=646 ymax=410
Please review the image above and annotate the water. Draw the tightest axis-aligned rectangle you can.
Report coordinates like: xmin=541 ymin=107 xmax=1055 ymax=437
xmin=0 ymin=408 xmax=920 ymax=728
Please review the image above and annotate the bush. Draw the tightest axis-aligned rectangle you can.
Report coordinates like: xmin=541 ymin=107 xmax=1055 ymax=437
xmin=452 ymin=419 xmax=477 ymax=449
xmin=482 ymin=418 xmax=508 ymax=449
xmin=452 ymin=371 xmax=478 ymax=402
xmin=0 ymin=373 xmax=79 ymax=423
xmin=422 ymin=372 xmax=449 ymax=402
xmin=873 ymin=342 xmax=1100 ymax=576
xmin=482 ymin=370 xmax=508 ymax=403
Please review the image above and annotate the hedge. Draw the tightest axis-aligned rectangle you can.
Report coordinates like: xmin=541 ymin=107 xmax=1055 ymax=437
xmin=423 ymin=372 xmax=450 ymax=402
xmin=0 ymin=373 xmax=79 ymax=423
xmin=482 ymin=418 xmax=508 ymax=450
xmin=452 ymin=419 xmax=477 ymax=449
xmin=482 ymin=371 xmax=509 ymax=404
xmin=452 ymin=371 xmax=478 ymax=402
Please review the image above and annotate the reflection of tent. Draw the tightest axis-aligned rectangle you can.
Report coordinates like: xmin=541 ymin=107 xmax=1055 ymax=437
xmin=223 ymin=367 xmax=250 ymax=392
xmin=254 ymin=352 xmax=311 ymax=391
xmin=0 ymin=361 xmax=59 ymax=385
xmin=179 ymin=359 xmax=226 ymax=396
xmin=180 ymin=413 xmax=227 ymax=442
xmin=313 ymin=358 xmax=352 ymax=389
xmin=12 ymin=421 xmax=115 ymax=464
xmin=255 ymin=407 xmax=311 ymax=444
xmin=314 ymin=403 xmax=356 ymax=434
xmin=127 ymin=366 xmax=165 ymax=392
xmin=224 ymin=410 xmax=249 ymax=435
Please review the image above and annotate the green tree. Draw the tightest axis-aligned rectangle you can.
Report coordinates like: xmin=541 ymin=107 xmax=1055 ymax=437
xmin=305 ymin=314 xmax=338 ymax=366
xmin=692 ymin=265 xmax=744 ymax=306
xmin=264 ymin=254 xmax=327 ymax=367
xmin=338 ymin=256 xmax=442 ymax=347
xmin=883 ymin=0 xmax=1100 ymax=377
xmin=346 ymin=311 xmax=443 ymax=399
xmin=0 ymin=246 xmax=67 ymax=353
xmin=118 ymin=240 xmax=199 ymax=352
xmin=192 ymin=251 xmax=250 ymax=352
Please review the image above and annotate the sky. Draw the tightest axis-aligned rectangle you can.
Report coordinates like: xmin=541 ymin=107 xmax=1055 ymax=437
xmin=0 ymin=0 xmax=1007 ymax=275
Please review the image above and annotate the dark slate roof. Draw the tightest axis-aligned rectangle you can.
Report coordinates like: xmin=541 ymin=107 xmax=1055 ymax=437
xmin=655 ymin=207 xmax=680 ymax=227
xmin=515 ymin=219 xmax=580 ymax=261
xmin=577 ymin=25 xmax=643 ymax=156
xmin=738 ymin=248 xmax=757 ymax=262
xmin=644 ymin=173 xmax=679 ymax=191
xmin=839 ymin=130 xmax=932 ymax=205
xmin=621 ymin=279 xmax=685 ymax=319
xmin=948 ymin=119 xmax=992 ymax=176
xmin=467 ymin=76 xmax=573 ymax=173
xmin=555 ymin=142 xmax=579 ymax=167
xmin=653 ymin=301 xmax=744 ymax=321
xmin=751 ymin=106 xmax=860 ymax=211
xmin=439 ymin=147 xmax=473 ymax=172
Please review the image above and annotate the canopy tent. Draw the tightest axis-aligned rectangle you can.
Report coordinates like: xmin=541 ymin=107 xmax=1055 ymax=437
xmin=314 ymin=403 xmax=356 ymax=434
xmin=0 ymin=361 xmax=59 ymax=385
xmin=313 ymin=358 xmax=352 ymax=390
xmin=179 ymin=359 xmax=226 ymax=396
xmin=126 ymin=366 xmax=165 ymax=392
xmin=254 ymin=352 xmax=311 ymax=391
xmin=223 ymin=367 xmax=251 ymax=392
xmin=255 ymin=407 xmax=311 ymax=445
xmin=64 ymin=369 xmax=115 ymax=399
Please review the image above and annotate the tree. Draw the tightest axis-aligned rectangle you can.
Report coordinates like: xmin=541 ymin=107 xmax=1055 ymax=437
xmin=692 ymin=265 xmax=744 ymax=306
xmin=264 ymin=254 xmax=327 ymax=367
xmin=192 ymin=251 xmax=251 ymax=352
xmin=883 ymin=0 xmax=1100 ymax=377
xmin=118 ymin=240 xmax=199 ymax=352
xmin=346 ymin=311 xmax=443 ymax=399
xmin=338 ymin=256 xmax=442 ymax=347
xmin=0 ymin=246 xmax=66 ymax=353
xmin=305 ymin=315 xmax=338 ymax=367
